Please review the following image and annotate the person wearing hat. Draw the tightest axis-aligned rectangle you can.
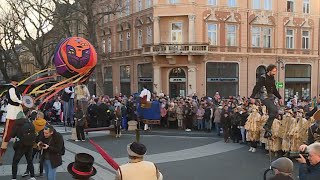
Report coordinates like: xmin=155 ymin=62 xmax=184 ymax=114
xmin=115 ymin=142 xmax=163 ymax=180
xmin=68 ymin=153 xmax=97 ymax=180
xmin=0 ymin=74 xmax=23 ymax=165
xmin=269 ymin=157 xmax=294 ymax=180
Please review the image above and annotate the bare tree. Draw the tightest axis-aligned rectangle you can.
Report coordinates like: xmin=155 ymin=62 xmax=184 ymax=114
xmin=0 ymin=9 xmax=23 ymax=81
xmin=4 ymin=0 xmax=64 ymax=70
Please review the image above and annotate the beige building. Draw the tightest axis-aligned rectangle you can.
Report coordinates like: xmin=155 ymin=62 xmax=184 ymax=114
xmin=96 ymin=0 xmax=320 ymax=101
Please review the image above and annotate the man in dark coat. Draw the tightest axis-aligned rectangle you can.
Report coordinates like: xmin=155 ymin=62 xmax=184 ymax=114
xmin=37 ymin=125 xmax=64 ymax=180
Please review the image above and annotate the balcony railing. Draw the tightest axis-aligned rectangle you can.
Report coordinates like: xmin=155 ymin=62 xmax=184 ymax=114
xmin=143 ymin=43 xmax=208 ymax=55
xmin=108 ymin=44 xmax=318 ymax=59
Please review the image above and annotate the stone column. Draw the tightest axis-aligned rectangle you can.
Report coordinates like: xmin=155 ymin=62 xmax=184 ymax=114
xmin=153 ymin=16 xmax=160 ymax=44
xmin=153 ymin=65 xmax=161 ymax=94
xmin=187 ymin=65 xmax=197 ymax=96
xmin=188 ymin=15 xmax=196 ymax=43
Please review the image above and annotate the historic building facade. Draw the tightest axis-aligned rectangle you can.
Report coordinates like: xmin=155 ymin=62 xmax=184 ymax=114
xmin=97 ymin=0 xmax=320 ymax=100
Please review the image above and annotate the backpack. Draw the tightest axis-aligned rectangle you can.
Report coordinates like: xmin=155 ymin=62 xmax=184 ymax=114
xmin=20 ymin=120 xmax=36 ymax=146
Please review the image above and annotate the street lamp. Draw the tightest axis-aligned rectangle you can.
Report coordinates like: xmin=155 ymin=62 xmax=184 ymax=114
xmin=276 ymin=59 xmax=285 ymax=82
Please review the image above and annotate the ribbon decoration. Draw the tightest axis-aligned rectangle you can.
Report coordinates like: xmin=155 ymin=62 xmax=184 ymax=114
xmin=89 ymin=139 xmax=120 ymax=170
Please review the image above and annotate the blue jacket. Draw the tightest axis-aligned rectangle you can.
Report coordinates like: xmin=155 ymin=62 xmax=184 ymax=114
xmin=299 ymin=162 xmax=320 ymax=180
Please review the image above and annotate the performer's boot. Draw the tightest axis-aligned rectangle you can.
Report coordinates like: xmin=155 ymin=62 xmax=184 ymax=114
xmin=263 ymin=125 xmax=272 ymax=138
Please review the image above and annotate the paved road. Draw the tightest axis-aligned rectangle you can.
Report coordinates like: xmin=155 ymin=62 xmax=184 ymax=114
xmin=0 ymin=127 xmax=301 ymax=180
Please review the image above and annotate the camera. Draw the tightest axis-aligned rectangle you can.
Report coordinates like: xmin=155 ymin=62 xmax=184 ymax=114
xmin=288 ymin=152 xmax=308 ymax=159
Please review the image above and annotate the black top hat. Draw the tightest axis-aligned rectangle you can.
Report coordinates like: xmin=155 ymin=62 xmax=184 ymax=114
xmin=67 ymin=153 xmax=97 ymax=178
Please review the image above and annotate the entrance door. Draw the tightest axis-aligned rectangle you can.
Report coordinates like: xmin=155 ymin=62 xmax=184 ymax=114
xmin=169 ymin=68 xmax=186 ymax=97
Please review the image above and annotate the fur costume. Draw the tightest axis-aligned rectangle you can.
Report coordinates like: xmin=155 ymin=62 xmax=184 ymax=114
xmin=265 ymin=119 xmax=282 ymax=152
xmin=245 ymin=105 xmax=261 ymax=141
xmin=260 ymin=106 xmax=269 ymax=144
xmin=281 ymin=111 xmax=295 ymax=152
xmin=289 ymin=111 xmax=310 ymax=152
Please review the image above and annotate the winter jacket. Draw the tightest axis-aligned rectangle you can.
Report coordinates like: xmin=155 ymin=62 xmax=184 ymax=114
xmin=269 ymin=174 xmax=294 ymax=180
xmin=299 ymin=162 xmax=320 ymax=180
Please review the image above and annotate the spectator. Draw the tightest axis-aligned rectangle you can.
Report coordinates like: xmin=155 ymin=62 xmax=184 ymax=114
xmin=196 ymin=105 xmax=205 ymax=130
xmin=269 ymin=157 xmax=294 ymax=180
xmin=11 ymin=118 xmax=36 ymax=180
xmin=160 ymin=102 xmax=167 ymax=128
xmin=221 ymin=105 xmax=231 ymax=143
xmin=204 ymin=103 xmax=213 ymax=133
xmin=297 ymin=142 xmax=320 ymax=180
xmin=23 ymin=111 xmax=47 ymax=178
xmin=38 ymin=125 xmax=64 ymax=180
xmin=62 ymin=85 xmax=75 ymax=127
xmin=176 ymin=102 xmax=184 ymax=129
xmin=213 ymin=106 xmax=222 ymax=136
xmin=115 ymin=142 xmax=163 ymax=180
xmin=74 ymin=105 xmax=86 ymax=142
xmin=167 ymin=103 xmax=177 ymax=129
xmin=52 ymin=97 xmax=62 ymax=124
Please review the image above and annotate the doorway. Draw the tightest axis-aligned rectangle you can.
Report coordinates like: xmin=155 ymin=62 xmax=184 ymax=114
xmin=169 ymin=68 xmax=186 ymax=97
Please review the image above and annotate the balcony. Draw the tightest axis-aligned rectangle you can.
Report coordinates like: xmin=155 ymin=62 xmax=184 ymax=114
xmin=143 ymin=43 xmax=208 ymax=55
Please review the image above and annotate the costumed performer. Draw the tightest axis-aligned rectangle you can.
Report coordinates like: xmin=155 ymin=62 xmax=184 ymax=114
xmin=139 ymin=86 xmax=151 ymax=108
xmin=0 ymin=75 xmax=24 ymax=165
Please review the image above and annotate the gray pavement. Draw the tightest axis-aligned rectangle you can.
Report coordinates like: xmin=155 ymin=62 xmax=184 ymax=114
xmin=0 ymin=126 xmax=301 ymax=180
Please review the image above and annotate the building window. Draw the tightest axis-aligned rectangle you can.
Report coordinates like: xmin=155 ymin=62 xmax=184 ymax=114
xmin=285 ymin=64 xmax=311 ymax=100
xmin=104 ymin=66 xmax=113 ymax=96
xmin=286 ymin=29 xmax=294 ymax=49
xmin=138 ymin=63 xmax=153 ymax=92
xmin=147 ymin=26 xmax=152 ymax=44
xmin=120 ymin=65 xmax=131 ymax=96
xmin=137 ymin=0 xmax=142 ymax=11
xmin=252 ymin=27 xmax=261 ymax=47
xmin=119 ymin=34 xmax=123 ymax=51
xmin=287 ymin=0 xmax=294 ymax=12
xmin=208 ymin=0 xmax=217 ymax=5
xmin=208 ymin=24 xmax=217 ymax=45
xmin=263 ymin=27 xmax=272 ymax=48
xmin=146 ymin=0 xmax=152 ymax=8
xmin=125 ymin=0 xmax=130 ymax=16
xmin=102 ymin=39 xmax=106 ymax=53
xmin=138 ymin=29 xmax=143 ymax=48
xmin=228 ymin=0 xmax=236 ymax=7
xmin=169 ymin=0 xmax=177 ymax=4
xmin=126 ymin=32 xmax=130 ymax=50
xmin=107 ymin=37 xmax=111 ymax=53
xmin=302 ymin=30 xmax=310 ymax=49
xmin=264 ymin=0 xmax=272 ymax=10
xmin=227 ymin=25 xmax=237 ymax=46
xmin=206 ymin=62 xmax=239 ymax=97
xmin=253 ymin=0 xmax=260 ymax=9
xmin=171 ymin=22 xmax=183 ymax=43
xmin=303 ymin=0 xmax=310 ymax=14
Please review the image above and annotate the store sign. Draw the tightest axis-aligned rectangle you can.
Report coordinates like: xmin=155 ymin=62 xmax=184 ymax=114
xmin=206 ymin=78 xmax=238 ymax=82
xmin=169 ymin=78 xmax=186 ymax=82
xmin=138 ymin=78 xmax=153 ymax=82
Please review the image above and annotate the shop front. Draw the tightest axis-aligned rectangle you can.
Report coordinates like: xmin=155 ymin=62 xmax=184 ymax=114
xmin=206 ymin=62 xmax=239 ymax=98
xmin=169 ymin=67 xmax=186 ymax=97
xmin=284 ymin=64 xmax=311 ymax=100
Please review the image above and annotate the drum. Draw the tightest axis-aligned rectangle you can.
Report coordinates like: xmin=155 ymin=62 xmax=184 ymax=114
xmin=22 ymin=95 xmax=35 ymax=109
